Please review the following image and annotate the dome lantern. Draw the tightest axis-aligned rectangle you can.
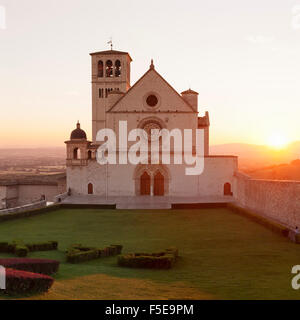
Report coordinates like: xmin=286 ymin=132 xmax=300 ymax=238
xmin=70 ymin=121 xmax=87 ymax=140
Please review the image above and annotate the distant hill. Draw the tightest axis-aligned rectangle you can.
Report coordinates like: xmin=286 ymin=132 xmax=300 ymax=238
xmin=0 ymin=147 xmax=65 ymax=159
xmin=1 ymin=143 xmax=300 ymax=179
xmin=210 ymin=141 xmax=300 ymax=171
xmin=244 ymin=159 xmax=300 ymax=181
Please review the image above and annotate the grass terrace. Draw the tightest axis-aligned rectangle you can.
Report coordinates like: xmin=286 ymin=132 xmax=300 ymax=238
xmin=0 ymin=207 xmax=299 ymax=299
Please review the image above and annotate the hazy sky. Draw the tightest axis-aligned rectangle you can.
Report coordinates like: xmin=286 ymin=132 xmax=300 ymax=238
xmin=0 ymin=0 xmax=299 ymax=147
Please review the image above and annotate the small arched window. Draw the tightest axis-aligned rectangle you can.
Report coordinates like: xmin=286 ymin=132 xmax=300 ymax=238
xmin=97 ymin=60 xmax=103 ymax=77
xmin=88 ymin=183 xmax=93 ymax=195
xmin=87 ymin=150 xmax=92 ymax=159
xmin=106 ymin=60 xmax=113 ymax=77
xmin=224 ymin=183 xmax=233 ymax=196
xmin=115 ymin=60 xmax=121 ymax=77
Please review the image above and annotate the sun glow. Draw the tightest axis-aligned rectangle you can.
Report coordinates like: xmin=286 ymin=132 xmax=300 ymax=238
xmin=267 ymin=133 xmax=288 ymax=149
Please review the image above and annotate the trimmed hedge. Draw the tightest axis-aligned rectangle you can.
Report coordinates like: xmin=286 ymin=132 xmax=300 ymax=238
xmin=227 ymin=203 xmax=289 ymax=237
xmin=0 ymin=204 xmax=61 ymax=223
xmin=4 ymin=268 xmax=54 ymax=294
xmin=15 ymin=245 xmax=29 ymax=257
xmin=66 ymin=244 xmax=123 ymax=264
xmin=118 ymin=247 xmax=179 ymax=269
xmin=172 ymin=202 xmax=227 ymax=209
xmin=0 ymin=240 xmax=58 ymax=257
xmin=0 ymin=258 xmax=60 ymax=275
xmin=26 ymin=241 xmax=58 ymax=252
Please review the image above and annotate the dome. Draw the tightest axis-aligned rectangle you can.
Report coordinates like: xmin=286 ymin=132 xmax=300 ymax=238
xmin=70 ymin=122 xmax=87 ymax=140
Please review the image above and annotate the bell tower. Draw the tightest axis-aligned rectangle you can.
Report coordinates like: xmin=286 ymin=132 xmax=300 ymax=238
xmin=90 ymin=49 xmax=132 ymax=142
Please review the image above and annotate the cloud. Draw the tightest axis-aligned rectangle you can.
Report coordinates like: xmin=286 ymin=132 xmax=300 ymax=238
xmin=245 ymin=35 xmax=275 ymax=44
xmin=291 ymin=5 xmax=300 ymax=30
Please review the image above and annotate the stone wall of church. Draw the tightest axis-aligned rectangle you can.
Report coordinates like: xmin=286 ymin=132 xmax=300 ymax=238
xmin=67 ymin=155 xmax=238 ymax=197
xmin=198 ymin=156 xmax=238 ymax=197
xmin=234 ymin=174 xmax=300 ymax=229
xmin=167 ymin=156 xmax=237 ymax=197
xmin=17 ymin=185 xmax=61 ymax=206
xmin=67 ymin=161 xmax=107 ymax=196
xmin=1 ymin=184 xmax=61 ymax=209
xmin=106 ymin=112 xmax=200 ymax=153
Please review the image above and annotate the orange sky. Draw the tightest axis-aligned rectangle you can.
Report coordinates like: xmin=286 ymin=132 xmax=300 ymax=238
xmin=0 ymin=0 xmax=299 ymax=148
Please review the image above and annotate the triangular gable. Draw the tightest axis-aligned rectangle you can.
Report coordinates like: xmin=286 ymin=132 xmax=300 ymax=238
xmin=107 ymin=67 xmax=196 ymax=113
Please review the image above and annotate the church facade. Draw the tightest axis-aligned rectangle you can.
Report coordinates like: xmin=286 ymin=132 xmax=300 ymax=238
xmin=65 ymin=49 xmax=237 ymax=198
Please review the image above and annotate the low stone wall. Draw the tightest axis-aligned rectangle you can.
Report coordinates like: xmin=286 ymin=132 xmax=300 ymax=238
xmin=54 ymin=192 xmax=68 ymax=203
xmin=234 ymin=173 xmax=300 ymax=229
xmin=0 ymin=200 xmax=47 ymax=216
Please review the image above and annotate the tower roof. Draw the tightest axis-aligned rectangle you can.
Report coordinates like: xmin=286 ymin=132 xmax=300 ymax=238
xmin=70 ymin=122 xmax=87 ymax=140
xmin=181 ymin=89 xmax=199 ymax=95
xmin=89 ymin=49 xmax=132 ymax=61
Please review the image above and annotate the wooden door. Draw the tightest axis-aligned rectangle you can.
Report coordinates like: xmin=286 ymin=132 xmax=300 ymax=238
xmin=154 ymin=172 xmax=164 ymax=196
xmin=224 ymin=183 xmax=232 ymax=196
xmin=140 ymin=172 xmax=150 ymax=195
xmin=88 ymin=183 xmax=93 ymax=194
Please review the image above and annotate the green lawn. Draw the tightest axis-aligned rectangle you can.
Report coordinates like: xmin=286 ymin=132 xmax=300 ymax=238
xmin=0 ymin=208 xmax=300 ymax=299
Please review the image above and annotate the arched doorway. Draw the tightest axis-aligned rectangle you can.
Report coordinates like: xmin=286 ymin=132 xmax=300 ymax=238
xmin=154 ymin=171 xmax=164 ymax=196
xmin=88 ymin=183 xmax=93 ymax=195
xmin=224 ymin=182 xmax=232 ymax=196
xmin=140 ymin=172 xmax=150 ymax=195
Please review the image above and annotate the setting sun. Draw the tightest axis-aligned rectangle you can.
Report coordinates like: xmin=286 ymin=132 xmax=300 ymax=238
xmin=267 ymin=133 xmax=288 ymax=149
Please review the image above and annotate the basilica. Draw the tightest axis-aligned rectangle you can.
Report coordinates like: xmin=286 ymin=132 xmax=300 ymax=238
xmin=65 ymin=49 xmax=237 ymax=200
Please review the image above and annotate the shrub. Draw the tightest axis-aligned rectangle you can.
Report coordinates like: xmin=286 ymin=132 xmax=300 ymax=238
xmin=0 ymin=242 xmax=11 ymax=253
xmin=0 ymin=240 xmax=59 ymax=257
xmin=15 ymin=245 xmax=29 ymax=257
xmin=111 ymin=244 xmax=123 ymax=255
xmin=26 ymin=241 xmax=58 ymax=252
xmin=118 ymin=247 xmax=178 ymax=269
xmin=0 ymin=258 xmax=60 ymax=275
xmin=0 ymin=241 xmax=19 ymax=254
xmin=4 ymin=268 xmax=54 ymax=295
xmin=0 ymin=242 xmax=8 ymax=251
xmin=66 ymin=250 xmax=99 ymax=263
xmin=66 ymin=244 xmax=123 ymax=263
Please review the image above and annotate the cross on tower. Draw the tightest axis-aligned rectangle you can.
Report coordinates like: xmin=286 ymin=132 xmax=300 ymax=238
xmin=107 ymin=38 xmax=113 ymax=50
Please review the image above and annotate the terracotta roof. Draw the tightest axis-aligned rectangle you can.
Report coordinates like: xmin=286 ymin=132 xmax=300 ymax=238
xmin=70 ymin=128 xmax=87 ymax=140
xmin=89 ymin=50 xmax=132 ymax=61
xmin=181 ymin=89 xmax=199 ymax=95
xmin=107 ymin=67 xmax=197 ymax=113
xmin=70 ymin=122 xmax=87 ymax=140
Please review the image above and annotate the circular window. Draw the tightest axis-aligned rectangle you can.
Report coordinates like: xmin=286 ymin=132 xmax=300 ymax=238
xmin=146 ymin=94 xmax=158 ymax=107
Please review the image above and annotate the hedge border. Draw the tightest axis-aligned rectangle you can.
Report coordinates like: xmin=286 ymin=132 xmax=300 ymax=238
xmin=171 ymin=202 xmax=228 ymax=209
xmin=60 ymin=204 xmax=116 ymax=209
xmin=0 ymin=204 xmax=61 ymax=223
xmin=66 ymin=244 xmax=123 ymax=263
xmin=3 ymin=268 xmax=54 ymax=295
xmin=227 ymin=203 xmax=290 ymax=238
xmin=0 ymin=258 xmax=60 ymax=275
xmin=0 ymin=240 xmax=58 ymax=257
xmin=118 ymin=247 xmax=179 ymax=270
